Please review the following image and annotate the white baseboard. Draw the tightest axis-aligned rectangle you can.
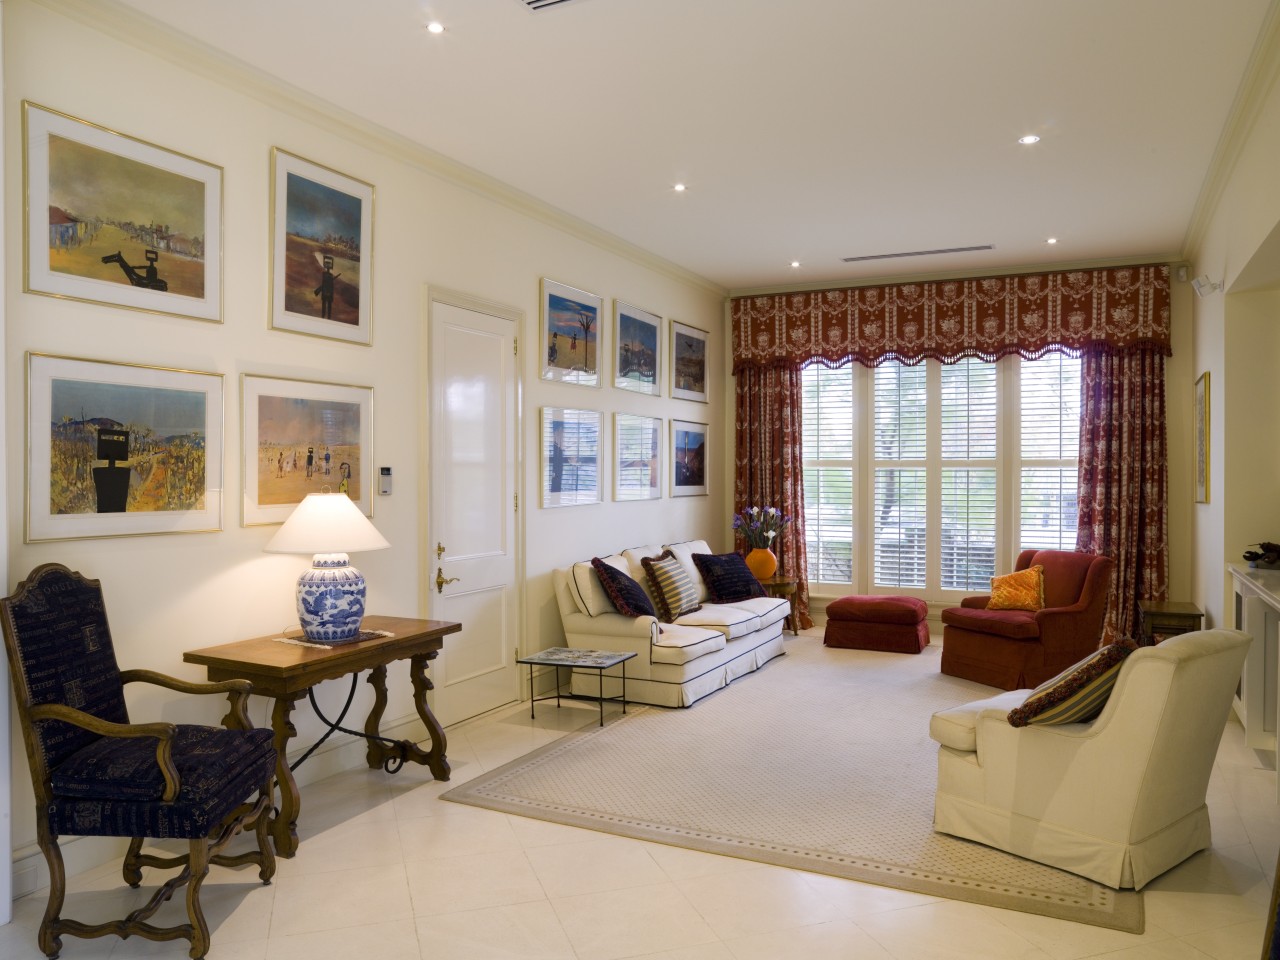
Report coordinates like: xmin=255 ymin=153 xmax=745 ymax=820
xmin=10 ymin=712 xmax=428 ymax=901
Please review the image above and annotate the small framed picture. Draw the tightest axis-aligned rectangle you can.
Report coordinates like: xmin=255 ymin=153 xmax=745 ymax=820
xmin=23 ymin=101 xmax=223 ymax=322
xmin=1194 ymin=371 xmax=1210 ymax=503
xmin=614 ymin=414 xmax=662 ymax=501
xmin=671 ymin=418 xmax=708 ymax=497
xmin=614 ymin=301 xmax=662 ymax=395
xmin=270 ymin=148 xmax=374 ymax=345
xmin=541 ymin=279 xmax=601 ymax=386
xmin=26 ymin=353 xmax=224 ymax=542
xmin=671 ymin=320 xmax=709 ymax=402
xmin=542 ymin=407 xmax=601 ymax=507
xmin=241 ymin=375 xmax=373 ymax=525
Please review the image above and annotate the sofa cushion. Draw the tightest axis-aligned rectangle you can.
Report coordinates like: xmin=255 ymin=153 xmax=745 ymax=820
xmin=591 ymin=557 xmax=657 ymax=618
xmin=940 ymin=605 xmax=1040 ymax=640
xmin=929 ymin=690 xmax=1032 ymax=751
xmin=650 ymin=623 xmax=726 ymax=665
xmin=642 ymin=550 xmax=703 ymax=623
xmin=663 ymin=540 xmax=713 ymax=601
xmin=988 ymin=565 xmax=1045 ymax=611
xmin=692 ymin=552 xmax=766 ymax=603
xmin=675 ymin=603 xmax=761 ymax=639
xmin=569 ymin=556 xmax=629 ymax=617
xmin=718 ymin=595 xmax=790 ymax=630
xmin=1007 ymin=640 xmax=1137 ymax=727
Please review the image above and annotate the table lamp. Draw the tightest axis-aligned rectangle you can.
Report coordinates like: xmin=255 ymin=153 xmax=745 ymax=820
xmin=264 ymin=492 xmax=390 ymax=643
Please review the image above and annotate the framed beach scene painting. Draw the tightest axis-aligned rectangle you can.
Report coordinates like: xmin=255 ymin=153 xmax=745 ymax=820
xmin=541 ymin=279 xmax=601 ymax=386
xmin=242 ymin=374 xmax=373 ymax=525
xmin=23 ymin=102 xmax=222 ymax=322
xmin=270 ymin=148 xmax=374 ymax=344
xmin=26 ymin=353 xmax=224 ymax=542
xmin=614 ymin=301 xmax=661 ymax=395
xmin=671 ymin=320 xmax=708 ymax=402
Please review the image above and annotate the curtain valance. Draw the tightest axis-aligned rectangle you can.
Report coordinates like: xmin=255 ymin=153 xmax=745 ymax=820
xmin=731 ymin=264 xmax=1171 ymax=372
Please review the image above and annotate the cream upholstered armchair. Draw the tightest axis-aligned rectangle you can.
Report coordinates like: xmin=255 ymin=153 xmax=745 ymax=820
xmin=929 ymin=629 xmax=1250 ymax=889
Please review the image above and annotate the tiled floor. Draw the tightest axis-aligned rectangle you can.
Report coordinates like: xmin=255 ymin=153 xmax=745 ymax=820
xmin=4 ymin=641 xmax=1279 ymax=960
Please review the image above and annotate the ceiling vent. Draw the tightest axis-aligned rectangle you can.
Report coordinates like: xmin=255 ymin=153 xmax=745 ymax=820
xmin=842 ymin=244 xmax=994 ymax=263
xmin=518 ymin=0 xmax=585 ymax=11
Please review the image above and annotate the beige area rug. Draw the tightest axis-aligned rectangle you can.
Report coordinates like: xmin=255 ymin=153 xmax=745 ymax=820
xmin=442 ymin=635 xmax=1143 ymax=932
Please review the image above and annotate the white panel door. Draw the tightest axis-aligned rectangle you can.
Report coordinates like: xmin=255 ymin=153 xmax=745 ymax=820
xmin=427 ymin=293 xmax=521 ymax=725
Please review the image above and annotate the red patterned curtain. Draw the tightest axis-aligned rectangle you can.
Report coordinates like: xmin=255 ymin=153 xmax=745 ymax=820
xmin=1077 ymin=346 xmax=1169 ymax=642
xmin=735 ymin=363 xmax=814 ymax=629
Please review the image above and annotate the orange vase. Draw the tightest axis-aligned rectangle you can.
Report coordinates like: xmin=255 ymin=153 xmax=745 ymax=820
xmin=745 ymin=547 xmax=778 ymax=581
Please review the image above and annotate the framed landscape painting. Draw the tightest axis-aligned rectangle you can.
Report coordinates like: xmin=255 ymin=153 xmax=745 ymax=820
xmin=23 ymin=101 xmax=222 ymax=322
xmin=541 ymin=407 xmax=601 ymax=507
xmin=671 ymin=320 xmax=708 ymax=402
xmin=242 ymin=374 xmax=373 ymax=525
xmin=541 ymin=279 xmax=601 ymax=387
xmin=26 ymin=353 xmax=224 ymax=542
xmin=270 ymin=148 xmax=374 ymax=345
xmin=614 ymin=301 xmax=661 ymax=395
xmin=671 ymin=418 xmax=708 ymax=497
xmin=614 ymin=413 xmax=661 ymax=501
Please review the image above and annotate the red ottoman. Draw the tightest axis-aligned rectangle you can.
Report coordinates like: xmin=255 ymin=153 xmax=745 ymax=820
xmin=824 ymin=595 xmax=930 ymax=653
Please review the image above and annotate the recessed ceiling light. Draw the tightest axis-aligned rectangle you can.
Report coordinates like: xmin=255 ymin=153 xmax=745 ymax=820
xmin=790 ymin=261 xmax=801 ymax=268
xmin=673 ymin=183 xmax=686 ymax=192
xmin=426 ymin=21 xmax=445 ymax=33
xmin=1046 ymin=237 xmax=1058 ymax=244
xmin=1018 ymin=135 xmax=1040 ymax=145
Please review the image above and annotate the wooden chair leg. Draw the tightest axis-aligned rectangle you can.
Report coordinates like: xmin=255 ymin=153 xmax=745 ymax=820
xmin=256 ymin=783 xmax=276 ymax=884
xmin=185 ymin=839 xmax=212 ymax=960
xmin=123 ymin=836 xmax=145 ymax=887
xmin=35 ymin=821 xmax=65 ymax=959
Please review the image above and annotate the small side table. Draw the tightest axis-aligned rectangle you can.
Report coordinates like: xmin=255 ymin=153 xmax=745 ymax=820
xmin=518 ymin=647 xmax=636 ymax=726
xmin=1138 ymin=600 xmax=1204 ymax=645
xmin=759 ymin=575 xmax=800 ymax=634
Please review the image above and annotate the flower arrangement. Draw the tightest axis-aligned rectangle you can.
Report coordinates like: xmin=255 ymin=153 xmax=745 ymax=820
xmin=732 ymin=505 xmax=791 ymax=550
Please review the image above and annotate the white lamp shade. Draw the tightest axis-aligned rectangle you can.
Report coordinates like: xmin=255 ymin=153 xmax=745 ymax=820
xmin=264 ymin=493 xmax=390 ymax=555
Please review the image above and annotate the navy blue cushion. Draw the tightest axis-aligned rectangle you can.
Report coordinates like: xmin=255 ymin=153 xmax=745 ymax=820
xmin=693 ymin=553 xmax=766 ymax=603
xmin=591 ymin=558 xmax=656 ymax=618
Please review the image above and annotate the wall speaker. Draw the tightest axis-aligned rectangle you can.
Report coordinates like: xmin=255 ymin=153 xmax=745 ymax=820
xmin=1192 ymin=275 xmax=1222 ymax=298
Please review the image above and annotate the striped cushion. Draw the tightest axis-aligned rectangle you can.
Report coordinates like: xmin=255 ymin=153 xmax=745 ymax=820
xmin=641 ymin=550 xmax=702 ymax=623
xmin=1007 ymin=640 xmax=1137 ymax=727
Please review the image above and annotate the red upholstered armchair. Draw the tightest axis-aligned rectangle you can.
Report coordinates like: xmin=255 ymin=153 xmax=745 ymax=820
xmin=940 ymin=549 xmax=1115 ymax=690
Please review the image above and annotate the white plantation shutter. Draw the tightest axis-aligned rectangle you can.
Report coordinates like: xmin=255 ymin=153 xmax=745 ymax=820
xmin=873 ymin=364 xmax=927 ymax=587
xmin=1019 ymin=355 xmax=1081 ymax=551
xmin=940 ymin=361 xmax=997 ymax=589
xmin=802 ymin=364 xmax=855 ymax=582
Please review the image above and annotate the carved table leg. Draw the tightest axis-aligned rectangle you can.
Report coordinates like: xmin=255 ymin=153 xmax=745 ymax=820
xmin=364 ymin=664 xmax=390 ymax=769
xmin=361 ymin=653 xmax=450 ymax=780
xmin=269 ymin=694 xmax=304 ymax=858
xmin=410 ymin=652 xmax=450 ymax=780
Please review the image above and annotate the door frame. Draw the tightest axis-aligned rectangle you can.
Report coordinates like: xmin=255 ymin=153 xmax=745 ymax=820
xmin=420 ymin=285 xmax=527 ymax=688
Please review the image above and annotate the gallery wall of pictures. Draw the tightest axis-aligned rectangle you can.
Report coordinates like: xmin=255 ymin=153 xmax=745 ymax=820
xmin=537 ymin=277 xmax=710 ymax=507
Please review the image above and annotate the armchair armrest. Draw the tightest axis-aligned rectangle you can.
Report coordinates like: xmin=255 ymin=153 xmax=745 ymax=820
xmin=960 ymin=595 xmax=991 ymax=609
xmin=120 ymin=668 xmax=255 ymax=730
xmin=30 ymin=703 xmax=181 ymax=801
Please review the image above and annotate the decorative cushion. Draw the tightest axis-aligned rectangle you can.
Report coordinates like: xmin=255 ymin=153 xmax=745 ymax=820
xmin=662 ymin=539 xmax=714 ymax=601
xmin=1006 ymin=640 xmax=1137 ymax=727
xmin=569 ymin=557 xmax=626 ymax=617
xmin=988 ymin=565 xmax=1045 ymax=611
xmin=692 ymin=552 xmax=766 ymax=603
xmin=591 ymin=557 xmax=657 ymax=618
xmin=641 ymin=550 xmax=703 ymax=623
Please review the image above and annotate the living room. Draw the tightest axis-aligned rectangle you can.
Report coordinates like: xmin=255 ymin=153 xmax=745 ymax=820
xmin=3 ymin=0 xmax=1280 ymax=958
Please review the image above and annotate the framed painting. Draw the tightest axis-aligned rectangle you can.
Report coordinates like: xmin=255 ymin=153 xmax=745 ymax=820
xmin=541 ymin=407 xmax=601 ymax=507
xmin=614 ymin=301 xmax=662 ymax=395
xmin=614 ymin=413 xmax=662 ymax=501
xmin=270 ymin=148 xmax=374 ymax=345
xmin=671 ymin=320 xmax=708 ymax=402
xmin=242 ymin=374 xmax=373 ymax=525
xmin=23 ymin=101 xmax=222 ymax=322
xmin=1194 ymin=371 xmax=1210 ymax=503
xmin=541 ymin=279 xmax=601 ymax=386
xmin=26 ymin=353 xmax=224 ymax=542
xmin=671 ymin=418 xmax=708 ymax=497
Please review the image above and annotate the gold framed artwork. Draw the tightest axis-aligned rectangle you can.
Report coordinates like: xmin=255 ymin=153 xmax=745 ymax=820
xmin=23 ymin=101 xmax=223 ymax=322
xmin=270 ymin=148 xmax=374 ymax=344
xmin=614 ymin=301 xmax=662 ymax=395
xmin=614 ymin=413 xmax=662 ymax=501
xmin=26 ymin=353 xmax=224 ymax=542
xmin=1194 ymin=371 xmax=1209 ymax=503
xmin=541 ymin=279 xmax=602 ymax=387
xmin=241 ymin=374 xmax=373 ymax=525
xmin=671 ymin=320 xmax=708 ymax=402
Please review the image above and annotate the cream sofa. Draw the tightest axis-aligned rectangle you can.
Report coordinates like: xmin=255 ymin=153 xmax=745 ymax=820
xmin=929 ymin=629 xmax=1251 ymax=889
xmin=551 ymin=539 xmax=789 ymax=707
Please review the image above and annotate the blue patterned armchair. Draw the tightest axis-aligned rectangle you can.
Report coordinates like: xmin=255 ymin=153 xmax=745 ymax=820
xmin=1 ymin=564 xmax=277 ymax=960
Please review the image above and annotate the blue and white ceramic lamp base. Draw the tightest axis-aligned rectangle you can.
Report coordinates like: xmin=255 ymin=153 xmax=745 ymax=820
xmin=296 ymin=552 xmax=368 ymax=643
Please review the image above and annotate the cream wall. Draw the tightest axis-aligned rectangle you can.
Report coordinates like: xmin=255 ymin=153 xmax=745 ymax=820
xmin=3 ymin=0 xmax=728 ymax=894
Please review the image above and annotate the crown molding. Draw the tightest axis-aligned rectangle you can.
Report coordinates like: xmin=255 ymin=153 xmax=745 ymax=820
xmin=726 ymin=253 xmax=1179 ymax=299
xmin=1181 ymin=0 xmax=1280 ymax=261
xmin=29 ymin=0 xmax=725 ymax=298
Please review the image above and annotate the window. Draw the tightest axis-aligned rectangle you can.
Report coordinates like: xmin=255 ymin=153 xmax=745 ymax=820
xmin=801 ymin=354 xmax=1080 ymax=598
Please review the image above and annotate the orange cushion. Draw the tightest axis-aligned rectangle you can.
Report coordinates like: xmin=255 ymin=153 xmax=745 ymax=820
xmin=988 ymin=565 xmax=1044 ymax=611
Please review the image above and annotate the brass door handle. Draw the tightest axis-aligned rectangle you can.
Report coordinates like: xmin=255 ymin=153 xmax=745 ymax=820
xmin=436 ymin=541 xmax=446 ymax=559
xmin=435 ymin=567 xmax=460 ymax=594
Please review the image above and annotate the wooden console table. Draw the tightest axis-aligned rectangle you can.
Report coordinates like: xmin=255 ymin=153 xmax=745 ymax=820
xmin=184 ymin=615 xmax=461 ymax=857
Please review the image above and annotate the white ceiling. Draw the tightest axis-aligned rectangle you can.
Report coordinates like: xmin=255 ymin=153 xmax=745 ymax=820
xmin=114 ymin=0 xmax=1272 ymax=291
